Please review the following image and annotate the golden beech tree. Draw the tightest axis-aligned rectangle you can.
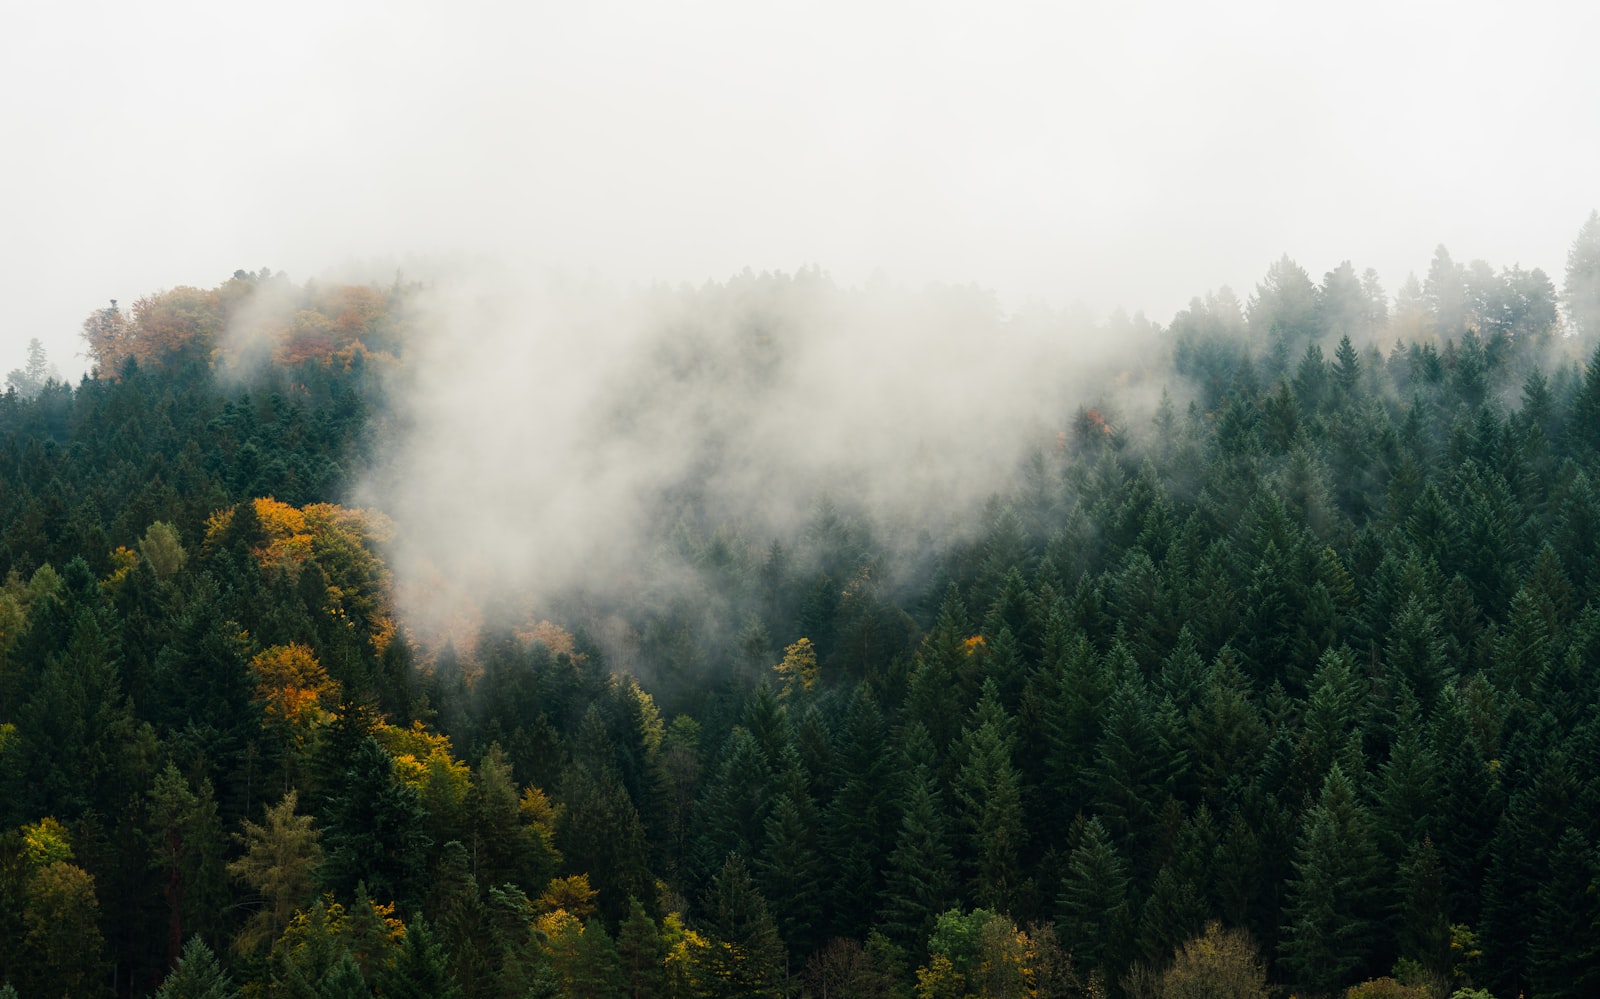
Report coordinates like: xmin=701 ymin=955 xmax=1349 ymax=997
xmin=250 ymin=643 xmax=341 ymax=784
xmin=80 ymin=300 xmax=132 ymax=374
xmin=376 ymin=720 xmax=467 ymax=791
xmin=205 ymin=497 xmax=396 ymax=654
xmin=538 ymin=874 xmax=598 ymax=919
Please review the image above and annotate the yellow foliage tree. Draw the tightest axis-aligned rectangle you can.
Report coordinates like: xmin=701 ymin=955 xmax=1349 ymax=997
xmin=376 ymin=720 xmax=464 ymax=790
xmin=1160 ymin=921 xmax=1269 ymax=999
xmin=250 ymin=643 xmax=340 ymax=789
xmin=227 ymin=790 xmax=324 ymax=954
xmin=23 ymin=860 xmax=106 ymax=997
xmin=82 ymin=287 xmax=223 ymax=374
xmin=100 ymin=546 xmax=140 ymax=593
xmin=773 ymin=637 xmax=819 ymax=697
xmin=205 ymin=497 xmax=395 ymax=654
xmin=21 ymin=817 xmax=74 ymax=869
xmin=916 ymin=952 xmax=971 ymax=999
xmin=538 ymin=874 xmax=598 ymax=919
xmin=661 ymin=913 xmax=711 ymax=999
xmin=251 ymin=644 xmax=340 ymax=727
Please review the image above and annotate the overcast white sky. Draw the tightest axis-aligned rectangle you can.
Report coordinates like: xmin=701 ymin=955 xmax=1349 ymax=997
xmin=2 ymin=0 xmax=1596 ymax=379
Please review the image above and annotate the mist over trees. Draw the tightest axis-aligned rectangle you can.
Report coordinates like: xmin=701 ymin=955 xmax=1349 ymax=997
xmin=3 ymin=340 xmax=56 ymax=400
xmin=2 ymin=213 xmax=1599 ymax=998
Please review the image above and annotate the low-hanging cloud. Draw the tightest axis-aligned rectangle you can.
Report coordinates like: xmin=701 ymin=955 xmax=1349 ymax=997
xmin=361 ymin=262 xmax=1164 ymax=649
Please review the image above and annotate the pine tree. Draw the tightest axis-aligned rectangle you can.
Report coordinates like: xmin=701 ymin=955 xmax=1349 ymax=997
xmin=882 ymin=735 xmax=957 ymax=952
xmin=1394 ymin=837 xmax=1451 ymax=984
xmin=1528 ymin=826 xmax=1600 ymax=999
xmin=318 ymin=951 xmax=369 ymax=999
xmin=757 ymin=789 xmax=826 ymax=960
xmin=616 ymin=897 xmax=667 ymax=999
xmin=426 ymin=841 xmax=489 ymax=996
xmin=1279 ymin=764 xmax=1384 ymax=995
xmin=1373 ymin=688 xmax=1441 ymax=867
xmin=147 ymin=762 xmax=227 ymax=967
xmin=1135 ymin=861 xmax=1208 ymax=968
xmin=905 ymin=589 xmax=979 ymax=756
xmin=692 ymin=728 xmax=775 ymax=887
xmin=228 ymin=789 xmax=323 ymax=954
xmin=1185 ymin=647 xmax=1267 ymax=809
xmin=318 ymin=736 xmax=430 ymax=908
xmin=375 ymin=916 xmax=460 ymax=999
xmin=571 ymin=919 xmax=625 ymax=999
xmin=1481 ymin=748 xmax=1578 ymax=997
xmin=824 ymin=685 xmax=895 ymax=940
xmin=1564 ymin=209 xmax=1600 ymax=338
xmin=1055 ymin=817 xmax=1133 ymax=982
xmin=1032 ymin=630 xmax=1112 ymax=831
xmin=1384 ymin=596 xmax=1452 ymax=711
xmin=953 ymin=679 xmax=1026 ymax=913
xmin=698 ymin=854 xmax=787 ymax=999
xmin=1091 ymin=672 xmax=1182 ymax=871
xmin=155 ymin=935 xmax=237 ymax=999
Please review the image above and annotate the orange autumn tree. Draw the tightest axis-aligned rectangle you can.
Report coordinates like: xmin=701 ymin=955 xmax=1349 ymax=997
xmin=205 ymin=497 xmax=397 ymax=656
xmin=250 ymin=644 xmax=340 ymax=728
xmin=250 ymin=643 xmax=341 ymax=788
xmin=84 ymin=271 xmax=411 ymax=378
xmin=82 ymin=287 xmax=223 ymax=375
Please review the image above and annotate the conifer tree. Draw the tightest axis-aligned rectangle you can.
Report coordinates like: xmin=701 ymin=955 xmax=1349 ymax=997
xmin=882 ymin=731 xmax=957 ymax=952
xmin=616 ymin=897 xmax=667 ymax=999
xmin=1564 ymin=209 xmax=1600 ymax=338
xmin=1056 ymin=817 xmax=1133 ymax=982
xmin=692 ymin=728 xmax=774 ymax=887
xmin=758 ymin=788 xmax=826 ymax=960
xmin=318 ymin=735 xmax=430 ymax=908
xmin=572 ymin=920 xmax=625 ymax=999
xmin=953 ymin=679 xmax=1026 ymax=913
xmin=147 ymin=762 xmax=227 ymax=967
xmin=698 ymin=854 xmax=787 ymax=999
xmin=1395 ymin=837 xmax=1451 ymax=985
xmin=375 ymin=916 xmax=460 ymax=999
xmin=905 ymin=588 xmax=978 ymax=756
xmin=1091 ymin=672 xmax=1182 ymax=871
xmin=1279 ymin=764 xmax=1383 ymax=995
xmin=824 ymin=685 xmax=895 ymax=940
xmin=228 ymin=789 xmax=323 ymax=954
xmin=1528 ymin=826 xmax=1600 ymax=999
xmin=155 ymin=935 xmax=236 ymax=999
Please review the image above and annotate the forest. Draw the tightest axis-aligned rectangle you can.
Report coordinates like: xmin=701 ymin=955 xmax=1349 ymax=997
xmin=2 ymin=211 xmax=1600 ymax=999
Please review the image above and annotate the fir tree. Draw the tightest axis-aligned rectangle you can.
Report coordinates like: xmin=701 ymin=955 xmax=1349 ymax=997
xmin=155 ymin=935 xmax=236 ymax=999
xmin=1279 ymin=764 xmax=1384 ymax=995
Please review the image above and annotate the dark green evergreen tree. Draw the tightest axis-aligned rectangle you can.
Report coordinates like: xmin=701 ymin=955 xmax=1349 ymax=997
xmin=698 ymin=854 xmax=787 ymax=999
xmin=318 ymin=736 xmax=430 ymax=908
xmin=952 ymin=679 xmax=1026 ymax=913
xmin=1279 ymin=764 xmax=1384 ymax=995
xmin=155 ymin=935 xmax=237 ymax=999
xmin=374 ymin=916 xmax=460 ymax=999
xmin=616 ymin=897 xmax=667 ymax=999
xmin=1055 ymin=817 xmax=1134 ymax=983
xmin=882 ymin=724 xmax=957 ymax=952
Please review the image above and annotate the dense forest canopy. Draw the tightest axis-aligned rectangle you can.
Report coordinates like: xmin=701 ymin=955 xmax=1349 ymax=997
xmin=2 ymin=214 xmax=1600 ymax=998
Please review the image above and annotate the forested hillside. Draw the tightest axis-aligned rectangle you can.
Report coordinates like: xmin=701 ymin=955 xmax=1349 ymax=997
xmin=4 ymin=216 xmax=1600 ymax=998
